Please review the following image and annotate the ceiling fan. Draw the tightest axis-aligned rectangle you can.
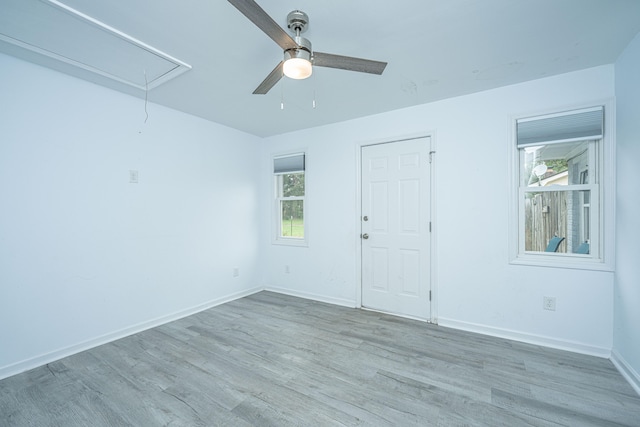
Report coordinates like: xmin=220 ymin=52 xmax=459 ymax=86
xmin=228 ymin=0 xmax=388 ymax=94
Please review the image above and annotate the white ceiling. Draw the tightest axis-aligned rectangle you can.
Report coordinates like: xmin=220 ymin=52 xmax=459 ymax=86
xmin=2 ymin=0 xmax=640 ymax=137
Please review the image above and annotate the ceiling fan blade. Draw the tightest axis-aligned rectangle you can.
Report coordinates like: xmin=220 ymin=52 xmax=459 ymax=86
xmin=227 ymin=0 xmax=298 ymax=51
xmin=253 ymin=61 xmax=284 ymax=94
xmin=313 ymin=52 xmax=387 ymax=75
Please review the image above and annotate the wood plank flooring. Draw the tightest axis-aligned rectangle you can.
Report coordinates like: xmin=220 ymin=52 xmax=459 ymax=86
xmin=1 ymin=291 xmax=639 ymax=426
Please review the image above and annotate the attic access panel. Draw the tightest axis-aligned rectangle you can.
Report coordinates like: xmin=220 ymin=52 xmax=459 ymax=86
xmin=0 ymin=0 xmax=191 ymax=90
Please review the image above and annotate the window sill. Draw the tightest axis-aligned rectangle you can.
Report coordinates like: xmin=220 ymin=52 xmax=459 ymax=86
xmin=510 ymin=253 xmax=613 ymax=272
xmin=272 ymin=237 xmax=308 ymax=247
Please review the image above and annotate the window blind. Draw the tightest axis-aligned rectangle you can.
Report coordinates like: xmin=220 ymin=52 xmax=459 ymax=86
xmin=274 ymin=154 xmax=305 ymax=174
xmin=517 ymin=106 xmax=603 ymax=148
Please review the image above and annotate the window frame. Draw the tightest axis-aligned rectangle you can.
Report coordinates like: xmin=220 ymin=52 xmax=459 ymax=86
xmin=272 ymin=152 xmax=308 ymax=247
xmin=509 ymin=101 xmax=615 ymax=271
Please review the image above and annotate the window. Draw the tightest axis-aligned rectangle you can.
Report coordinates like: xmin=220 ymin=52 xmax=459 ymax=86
xmin=512 ymin=105 xmax=610 ymax=268
xmin=273 ymin=153 xmax=306 ymax=245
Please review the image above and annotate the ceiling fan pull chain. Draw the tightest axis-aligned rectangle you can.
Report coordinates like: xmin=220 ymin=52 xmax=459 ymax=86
xmin=312 ymin=71 xmax=317 ymax=109
xmin=143 ymin=69 xmax=149 ymax=123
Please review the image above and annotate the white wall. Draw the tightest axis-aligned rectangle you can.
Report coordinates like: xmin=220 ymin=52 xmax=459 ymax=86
xmin=613 ymin=33 xmax=640 ymax=393
xmin=0 ymin=53 xmax=263 ymax=378
xmin=260 ymin=140 xmax=362 ymax=306
xmin=1 ymin=49 xmax=630 ymax=382
xmin=263 ymin=65 xmax=616 ymax=356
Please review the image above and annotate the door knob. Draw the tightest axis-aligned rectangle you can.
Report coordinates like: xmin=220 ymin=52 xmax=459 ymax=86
xmin=362 ymin=233 xmax=369 ymax=239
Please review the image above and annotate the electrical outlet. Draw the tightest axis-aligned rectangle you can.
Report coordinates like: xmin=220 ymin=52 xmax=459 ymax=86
xmin=543 ymin=296 xmax=556 ymax=311
xmin=285 ymin=265 xmax=290 ymax=274
xmin=233 ymin=267 xmax=239 ymax=277
xmin=129 ymin=170 xmax=139 ymax=183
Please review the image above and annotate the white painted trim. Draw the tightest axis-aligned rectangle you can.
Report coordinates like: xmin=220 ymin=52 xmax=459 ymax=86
xmin=1 ymin=0 xmax=191 ymax=91
xmin=438 ymin=317 xmax=611 ymax=358
xmin=0 ymin=286 xmax=263 ymax=381
xmin=428 ymin=132 xmax=438 ymax=325
xmin=611 ymin=350 xmax=640 ymax=396
xmin=353 ymin=141 xmax=364 ymax=308
xmin=264 ymin=286 xmax=357 ymax=308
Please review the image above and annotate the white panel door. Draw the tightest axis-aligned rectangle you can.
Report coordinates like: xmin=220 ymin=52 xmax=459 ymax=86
xmin=361 ymin=138 xmax=431 ymax=320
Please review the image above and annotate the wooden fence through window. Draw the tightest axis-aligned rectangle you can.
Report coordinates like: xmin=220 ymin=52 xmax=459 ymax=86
xmin=524 ymin=192 xmax=567 ymax=252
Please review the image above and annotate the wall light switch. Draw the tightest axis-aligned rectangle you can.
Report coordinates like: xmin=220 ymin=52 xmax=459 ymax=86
xmin=129 ymin=170 xmax=139 ymax=183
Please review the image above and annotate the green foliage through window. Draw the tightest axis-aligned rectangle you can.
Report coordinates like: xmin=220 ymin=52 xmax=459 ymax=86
xmin=277 ymin=172 xmax=305 ymax=239
xmin=282 ymin=173 xmax=305 ymax=197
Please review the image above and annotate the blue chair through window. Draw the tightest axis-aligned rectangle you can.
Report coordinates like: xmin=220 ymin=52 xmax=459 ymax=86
xmin=575 ymin=241 xmax=590 ymax=254
xmin=545 ymin=236 xmax=565 ymax=252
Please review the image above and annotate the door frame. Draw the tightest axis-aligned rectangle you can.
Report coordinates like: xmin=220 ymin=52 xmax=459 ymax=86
xmin=354 ymin=134 xmax=438 ymax=324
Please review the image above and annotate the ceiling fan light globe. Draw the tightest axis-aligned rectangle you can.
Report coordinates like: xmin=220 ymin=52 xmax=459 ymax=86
xmin=283 ymin=58 xmax=312 ymax=79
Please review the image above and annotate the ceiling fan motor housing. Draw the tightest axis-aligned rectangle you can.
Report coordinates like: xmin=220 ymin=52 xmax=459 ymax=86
xmin=284 ymin=45 xmax=312 ymax=63
xmin=283 ymin=35 xmax=312 ymax=77
xmin=285 ymin=11 xmax=312 ymax=64
xmin=292 ymin=36 xmax=311 ymax=53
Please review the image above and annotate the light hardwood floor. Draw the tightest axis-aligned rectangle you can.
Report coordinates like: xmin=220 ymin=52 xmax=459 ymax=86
xmin=1 ymin=291 xmax=639 ymax=426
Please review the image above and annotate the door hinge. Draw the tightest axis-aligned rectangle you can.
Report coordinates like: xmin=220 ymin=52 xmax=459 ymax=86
xmin=429 ymin=222 xmax=432 ymax=232
xmin=429 ymin=151 xmax=436 ymax=164
xmin=429 ymin=290 xmax=432 ymax=301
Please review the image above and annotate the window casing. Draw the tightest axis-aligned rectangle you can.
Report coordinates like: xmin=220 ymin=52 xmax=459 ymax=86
xmin=510 ymin=105 xmax=612 ymax=270
xmin=273 ymin=153 xmax=307 ymax=246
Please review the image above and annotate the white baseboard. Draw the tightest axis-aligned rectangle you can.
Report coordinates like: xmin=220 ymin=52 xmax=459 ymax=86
xmin=438 ymin=317 xmax=611 ymax=358
xmin=611 ymin=349 xmax=640 ymax=396
xmin=264 ymin=286 xmax=357 ymax=308
xmin=0 ymin=286 xmax=263 ymax=381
